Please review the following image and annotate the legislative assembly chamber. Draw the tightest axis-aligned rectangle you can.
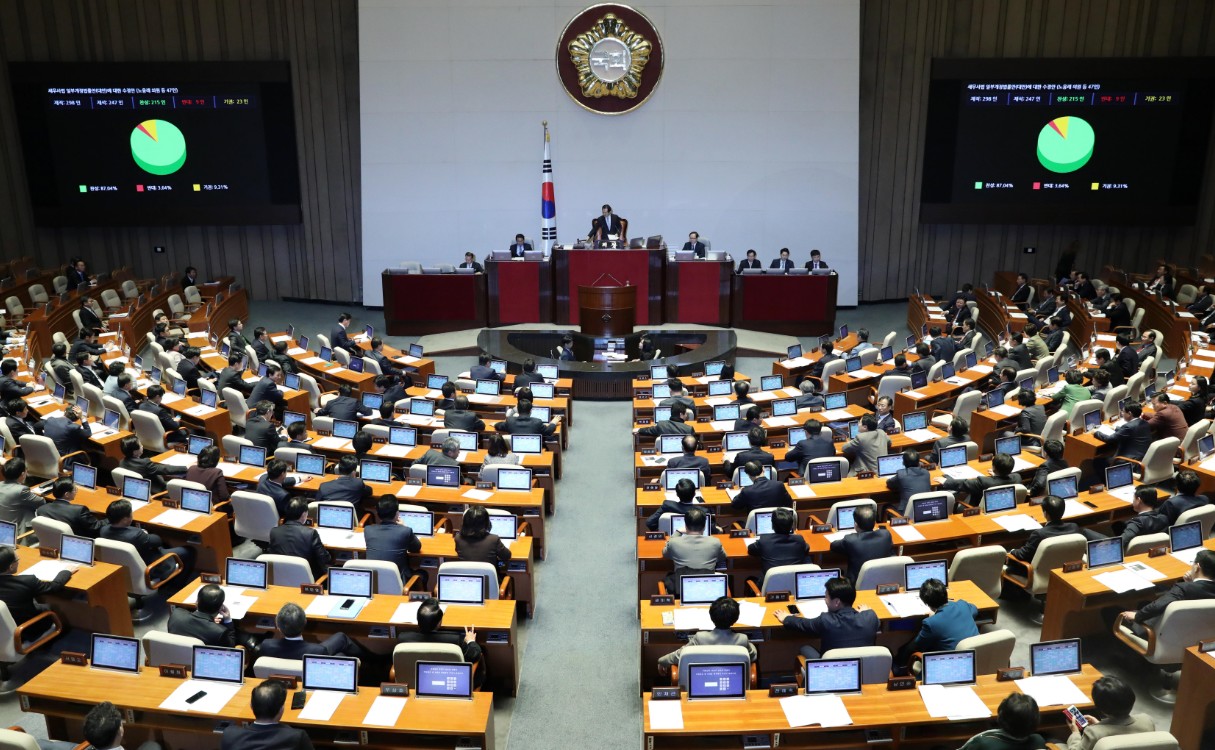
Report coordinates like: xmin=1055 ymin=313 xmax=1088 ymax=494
xmin=1 ymin=2 xmax=1215 ymax=749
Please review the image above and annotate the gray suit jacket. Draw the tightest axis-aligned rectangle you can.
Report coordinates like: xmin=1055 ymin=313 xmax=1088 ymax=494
xmin=0 ymin=481 xmax=44 ymax=535
xmin=1066 ymin=714 xmax=1155 ymax=750
xmin=658 ymin=627 xmax=757 ymax=667
xmin=842 ymin=430 xmax=890 ymax=475
xmin=662 ymin=533 xmax=726 ymax=571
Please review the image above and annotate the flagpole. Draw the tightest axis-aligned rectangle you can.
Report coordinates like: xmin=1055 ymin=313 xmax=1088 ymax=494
xmin=541 ymin=121 xmax=557 ymax=256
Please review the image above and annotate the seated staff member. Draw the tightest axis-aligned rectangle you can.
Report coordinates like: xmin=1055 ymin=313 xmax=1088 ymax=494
xmin=0 ymin=457 xmax=46 ymax=535
xmin=269 ymin=497 xmax=330 ymax=578
xmin=736 ymin=249 xmax=761 ymax=273
xmin=681 ymin=231 xmax=706 ymax=258
xmin=1117 ymin=487 xmax=1169 ymax=550
xmin=316 ymin=383 xmax=370 ymax=421
xmin=830 ymin=506 xmax=891 ymax=582
xmin=657 ymin=596 xmax=756 ymax=676
xmin=138 ymin=385 xmax=188 ymax=445
xmin=775 ymin=577 xmax=879 ymax=659
xmin=661 ymin=506 xmax=724 ymax=596
xmin=730 ymin=460 xmax=792 ymax=513
xmin=1159 ymin=469 xmax=1210 ymax=523
xmin=941 ymin=452 xmax=1021 ymax=503
xmin=330 ymin=312 xmax=362 ymax=355
xmin=785 ymin=419 xmax=834 ymax=473
xmin=589 ymin=204 xmax=625 ymax=242
xmin=443 ymin=396 xmax=485 ymax=432
xmin=459 ymin=252 xmax=484 ymax=273
xmin=496 ymin=398 xmax=557 ymax=436
xmin=645 ymin=477 xmax=701 ymax=532
xmin=635 ymin=406 xmax=693 ymax=437
xmin=184 ymin=445 xmax=230 ymax=505
xmin=508 ymin=234 xmax=531 ymax=257
xmin=455 ymin=506 xmax=511 ymax=579
xmin=84 ymin=700 xmax=164 ymax=750
xmin=101 ymin=499 xmax=194 ymax=580
xmin=1006 ymin=495 xmax=1091 ymax=576
xmin=770 ymin=247 xmax=795 ymax=272
xmin=43 ymin=406 xmax=90 ymax=465
xmin=168 ymin=583 xmax=236 ymax=647
xmin=244 ymin=401 xmax=285 ymax=455
xmin=723 ymin=425 xmax=773 ymax=476
xmin=1064 ymin=675 xmax=1156 ymax=750
xmin=842 ymin=414 xmax=889 ymax=476
xmin=315 ymin=455 xmax=371 ymax=505
xmin=1119 ymin=549 xmax=1215 ymax=637
xmin=0 ymin=545 xmax=72 ymax=640
xmin=364 ymin=497 xmax=427 ymax=589
xmin=959 ymin=693 xmax=1044 ymax=750
xmin=805 ymin=248 xmax=828 ymax=270
xmin=932 ymin=418 xmax=971 ymax=464
xmin=258 ymin=602 xmax=352 ymax=659
xmin=36 ymin=477 xmax=102 ymax=538
xmin=746 ymin=507 xmax=809 ymax=576
xmin=397 ymin=597 xmax=485 ymax=686
xmin=1026 ymin=439 xmax=1067 ymax=498
xmin=666 ymin=434 xmax=710 ymax=485
xmin=221 ymin=680 xmax=313 ymax=750
xmin=896 ymin=577 xmax=979 ymax=668
xmin=118 ymin=436 xmax=187 ymax=494
xmin=5 ymin=399 xmax=42 ymax=445
xmin=885 ymin=449 xmax=930 ymax=516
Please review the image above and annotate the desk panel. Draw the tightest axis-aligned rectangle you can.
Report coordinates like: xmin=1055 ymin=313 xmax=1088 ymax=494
xmin=554 ymin=248 xmax=663 ymax=325
xmin=487 ymin=258 xmax=554 ymax=325
xmin=381 ymin=272 xmax=487 ymax=335
xmin=731 ymin=273 xmax=837 ymax=335
xmin=664 ymin=259 xmax=731 ymax=325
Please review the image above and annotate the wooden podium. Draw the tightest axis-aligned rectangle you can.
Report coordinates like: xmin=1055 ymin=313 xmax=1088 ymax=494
xmin=578 ymin=284 xmax=636 ymax=337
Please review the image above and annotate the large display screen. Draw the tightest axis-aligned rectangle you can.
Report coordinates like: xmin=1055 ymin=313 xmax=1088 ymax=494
xmin=8 ymin=62 xmax=301 ymax=225
xmin=920 ymin=58 xmax=1215 ymax=224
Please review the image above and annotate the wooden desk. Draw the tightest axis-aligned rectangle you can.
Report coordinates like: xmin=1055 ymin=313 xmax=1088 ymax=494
xmin=642 ymin=666 xmax=1098 ymax=749
xmin=169 ymin=579 xmax=521 ymax=696
xmin=19 ymin=661 xmax=496 ymax=749
xmin=731 ymin=273 xmax=838 ymax=336
xmin=14 ymin=546 xmax=133 ymax=636
xmin=486 ymin=257 xmax=554 ymax=325
xmin=771 ymin=334 xmax=858 ymax=383
xmin=632 ymin=374 xmax=754 ymax=400
xmin=1121 ymin=282 xmax=1194 ymax=359
xmin=664 ymin=258 xmax=732 ymax=325
xmin=1041 ymin=539 xmax=1215 ymax=641
xmin=381 ymin=271 xmax=487 ymax=336
xmin=1174 ymin=646 xmax=1215 ymax=750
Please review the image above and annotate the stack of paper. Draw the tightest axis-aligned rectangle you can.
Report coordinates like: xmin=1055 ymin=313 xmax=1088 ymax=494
xmin=160 ymin=453 xmax=197 ymax=467
xmin=376 ymin=444 xmax=411 ymax=458
xmin=21 ymin=560 xmax=80 ymax=581
xmin=1173 ymin=546 xmax=1203 ymax=564
xmin=941 ymin=466 xmax=982 ymax=480
xmin=780 ymin=694 xmax=853 ymax=728
xmin=300 ymin=356 xmax=325 ymax=365
xmin=704 ymin=396 xmax=733 ymax=407
xmin=463 ymin=488 xmax=493 ymax=501
xmin=1093 ymin=568 xmax=1155 ymax=593
xmin=850 ymin=369 xmax=880 ymax=380
xmin=185 ymin=404 xmax=216 ymax=416
xmin=903 ymin=428 xmax=938 ymax=442
xmin=765 ymin=416 xmax=797 ymax=428
xmin=395 ymin=484 xmax=421 ymax=498
xmin=988 ymin=404 xmax=1021 ymax=418
xmin=216 ymin=462 xmax=246 ymax=477
xmin=822 ymin=408 xmax=854 ymax=420
xmin=1015 ymin=675 xmax=1089 ymax=707
xmin=395 ymin=355 xmax=421 ymax=365
xmin=1123 ymin=561 xmax=1167 ymax=581
xmin=648 ymin=700 xmax=684 ymax=730
xmin=793 ymin=599 xmax=831 ymax=618
xmin=736 ymin=600 xmax=767 ymax=627
xmin=918 ymin=684 xmax=992 ymax=720
xmin=993 ymin=514 xmax=1043 ymax=532
xmin=825 ymin=530 xmax=854 ymax=543
xmin=881 ymin=592 xmax=932 ymax=617
xmin=313 ymin=437 xmax=352 ymax=450
xmin=902 ymin=391 xmax=927 ymax=401
xmin=789 ymin=484 xmax=816 ymax=499
xmin=891 ymin=525 xmax=926 ymax=543
xmin=969 ymin=364 xmax=994 ymax=375
xmin=1062 ymin=500 xmax=1089 ymax=519
xmin=150 ymin=508 xmax=205 ymax=528
xmin=362 ymin=695 xmax=407 ymax=726
xmin=317 ymin=528 xmax=364 ymax=548
xmin=300 ymin=691 xmax=346 ymax=721
xmin=671 ymin=608 xmax=716 ymax=631
xmin=162 ymin=393 xmax=185 ymax=405
xmin=784 ymin=357 xmax=812 ymax=368
xmin=160 ymin=679 xmax=243 ymax=713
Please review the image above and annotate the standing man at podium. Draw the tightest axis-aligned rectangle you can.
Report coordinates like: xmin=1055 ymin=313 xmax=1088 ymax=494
xmin=589 ymin=204 xmax=626 ymax=243
xmin=682 ymin=232 xmax=706 ymax=258
xmin=508 ymin=234 xmax=531 ymax=258
xmin=770 ymin=248 xmax=795 ymax=273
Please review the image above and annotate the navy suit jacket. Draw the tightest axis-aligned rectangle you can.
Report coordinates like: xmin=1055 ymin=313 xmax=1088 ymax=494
xmin=43 ymin=416 xmax=89 ymax=457
xmin=781 ymin=607 xmax=880 ymax=653
xmin=829 ymin=529 xmax=893 ymax=582
xmin=36 ymin=499 xmax=103 ymax=538
xmin=317 ymin=396 xmax=369 ymax=421
xmin=364 ymin=522 xmax=423 ymax=579
xmin=221 ymin=722 xmax=313 ymax=750
xmin=1098 ymin=417 xmax=1153 ymax=461
xmin=250 ymin=379 xmax=286 ymax=409
xmin=909 ymin=600 xmax=980 ymax=654
xmin=731 ymin=477 xmax=792 ymax=513
xmin=746 ymin=533 xmax=810 ymax=575
xmin=885 ymin=466 xmax=932 ymax=514
xmin=315 ymin=475 xmax=370 ymax=504
xmin=666 ymin=454 xmax=711 ymax=484
xmin=268 ymin=521 xmax=330 ymax=577
xmin=785 ymin=435 xmax=836 ymax=471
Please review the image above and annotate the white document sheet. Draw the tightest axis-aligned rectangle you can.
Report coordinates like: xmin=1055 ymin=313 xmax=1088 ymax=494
xmin=735 ymin=600 xmax=767 ymax=628
xmin=918 ymin=684 xmax=992 ymax=720
xmin=305 ymin=595 xmax=343 ymax=616
xmin=784 ymin=357 xmax=812 ymax=368
xmin=463 ymin=488 xmax=493 ymax=502
xmin=216 ymin=462 xmax=246 ymax=477
xmin=902 ymin=428 xmax=939 ymax=442
xmin=648 ymin=700 xmax=684 ymax=730
xmin=21 ymin=560 xmax=80 ymax=581
xmin=1015 ymin=675 xmax=1089 ymax=707
xmin=159 ymin=679 xmax=242 ymax=714
xmin=988 ymin=404 xmax=1021 ymax=418
xmin=764 ymin=416 xmax=797 ymax=428
xmin=150 ymin=508 xmax=206 ymax=529
xmin=825 ymin=530 xmax=854 ymax=543
xmin=316 ymin=528 xmax=364 ymax=549
xmin=300 ymin=356 xmax=325 ymax=365
xmin=375 ymin=444 xmax=411 ymax=458
xmin=299 ymin=690 xmax=346 ymax=721
xmin=780 ymin=694 xmax=853 ymax=728
xmin=891 ymin=524 xmax=926 ymax=543
xmin=993 ymin=514 xmax=1043 ymax=533
xmin=902 ymin=392 xmax=927 ymax=401
xmin=159 ymin=452 xmax=197 ymax=467
xmin=395 ymin=484 xmax=421 ymax=498
xmin=881 ymin=592 xmax=933 ymax=617
xmin=184 ymin=405 xmax=217 ymax=416
xmin=313 ymin=437 xmax=352 ymax=450
xmin=789 ymin=484 xmax=816 ymax=499
xmin=671 ymin=608 xmax=715 ymax=631
xmin=362 ymin=695 xmax=407 ymax=726
xmin=1062 ymin=500 xmax=1089 ymax=519
xmin=1093 ymin=569 xmax=1154 ymax=594
xmin=821 ymin=409 xmax=854 ymax=420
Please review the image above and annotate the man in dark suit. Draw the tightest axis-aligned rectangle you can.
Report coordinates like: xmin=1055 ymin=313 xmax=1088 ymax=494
xmin=176 ymin=347 xmax=204 ymax=392
xmin=885 ymin=449 xmax=931 ymax=515
xmin=221 ymin=680 xmax=314 ymax=750
xmin=249 ymin=365 xmax=286 ymax=416
xmin=635 ymin=407 xmax=693 ymax=438
xmin=1007 ymin=494 xmax=1086 ymax=572
xmin=1074 ymin=271 xmax=1097 ymax=300
xmin=725 ymin=425 xmax=776 ymax=478
xmin=257 ymin=460 xmax=300 ymax=518
xmin=317 ymin=383 xmax=370 ymax=421
xmin=244 ymin=401 xmax=284 ymax=455
xmin=0 ymin=359 xmax=34 ymax=402
xmin=589 ymin=204 xmax=625 ymax=241
xmin=1114 ymin=335 xmax=1139 ymax=379
xmin=879 ymin=354 xmax=914 ymax=384
xmin=746 ymin=507 xmax=809 ymax=576
xmin=681 ymin=231 xmax=706 ymax=258
xmin=0 ymin=545 xmax=72 ymax=640
xmin=250 ymin=326 xmax=272 ymax=363
xmin=66 ymin=258 xmax=90 ymax=288
xmin=1120 ymin=549 xmax=1215 ymax=637
xmin=225 ymin=320 xmax=251 ymax=355
xmin=118 ymin=436 xmax=187 ymax=494
xmin=931 ymin=418 xmax=970 ymax=464
xmin=459 ymin=252 xmax=484 ymax=273
xmin=1009 ymin=272 xmax=1031 ymax=306
xmin=736 ymin=249 xmax=761 ymax=273
xmin=1025 ymin=439 xmax=1068 ymax=497
xmin=730 ymin=461 xmax=793 ymax=513
xmin=667 ymin=435 xmax=710 ymax=485
xmin=4 ymin=399 xmax=42 ymax=446
xmin=168 ymin=583 xmax=236 ymax=646
xmin=809 ymin=343 xmax=839 ymax=380
xmin=364 ymin=496 xmax=426 ymax=588
xmin=659 ymin=378 xmax=696 ymax=417
xmin=113 ymin=374 xmax=141 ymax=416
xmin=216 ymin=354 xmax=253 ymax=398
xmin=316 ymin=455 xmax=371 ymax=505
xmin=415 ymin=438 xmax=461 ymax=467
xmin=1107 ymin=293 xmax=1132 ymax=330
xmin=793 ymin=379 xmax=825 ymax=410
xmin=330 ymin=312 xmax=362 ymax=355
xmin=898 ymin=577 xmax=979 ymax=667
xmin=369 ymin=339 xmax=406 ymax=377
xmin=776 ymin=577 xmax=880 ymax=659
xmin=70 ymin=329 xmax=104 ymax=359
xmin=941 ymin=452 xmax=1021 ymax=503
xmin=513 ymin=359 xmax=547 ymax=390
xmin=1093 ymin=348 xmax=1125 ymax=387
xmin=101 ymin=498 xmax=193 ymax=579
xmin=1136 ymin=331 xmax=1158 ymax=364
xmin=645 ymin=478 xmax=703 ymax=531
xmin=36 ymin=477 xmax=102 ymax=537
xmin=138 ymin=385 xmax=187 ymax=444
xmin=443 ymin=395 xmax=485 ymax=432
xmin=1096 ymin=401 xmax=1152 ymax=462
xmin=396 ymin=598 xmax=484 ymax=685
xmin=829 ymin=506 xmax=892 ymax=582
xmin=784 ymin=420 xmax=836 ymax=474
xmin=269 ymin=497 xmax=330 ymax=577
xmin=469 ymin=354 xmax=502 ymax=383
xmin=1118 ymin=487 xmax=1171 ymax=550
xmin=508 ymin=233 xmax=532 ymax=257
xmin=1158 ymin=470 xmax=1210 ymax=524
xmin=258 ymin=602 xmax=351 ymax=660
xmin=769 ymin=248 xmax=795 ymax=273
xmin=267 ymin=342 xmax=298 ymax=376
xmin=1008 ymin=332 xmax=1032 ymax=370
xmin=180 ymin=265 xmax=199 ymax=289
xmin=495 ymin=399 xmax=557 ymax=437
xmin=1044 ymin=317 xmax=1066 ymax=353
xmin=74 ymin=351 xmax=103 ymax=388
xmin=930 ymin=326 xmax=957 ymax=363
xmin=805 ymin=249 xmax=828 ymax=271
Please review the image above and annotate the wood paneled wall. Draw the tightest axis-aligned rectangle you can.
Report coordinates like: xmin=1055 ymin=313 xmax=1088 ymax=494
xmin=0 ymin=0 xmax=361 ymax=303
xmin=859 ymin=0 xmax=1215 ymax=301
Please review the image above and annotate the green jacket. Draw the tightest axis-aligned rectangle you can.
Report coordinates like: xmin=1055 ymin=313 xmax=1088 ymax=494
xmin=1052 ymin=383 xmax=1091 ymax=417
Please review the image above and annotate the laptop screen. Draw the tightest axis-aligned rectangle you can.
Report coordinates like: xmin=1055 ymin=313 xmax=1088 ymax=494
xmin=879 ymin=345 xmax=894 ymax=362
xmin=984 ymin=389 xmax=1005 ymax=409
xmin=171 ymin=379 xmax=187 ymax=396
xmin=787 ymin=427 xmax=807 ymax=445
xmin=496 ymin=467 xmax=533 ymax=491
xmin=938 ymin=445 xmax=967 ymax=468
xmin=415 ymin=661 xmax=473 ymax=699
xmin=103 ymin=409 xmax=121 ymax=428
xmin=360 ymin=459 xmax=393 ymax=484
xmin=796 ymin=569 xmax=841 ymax=600
xmin=994 ymin=436 xmax=1020 ymax=456
xmin=680 ymin=574 xmax=728 ymax=605
xmin=705 ymin=361 xmax=725 ymax=376
xmin=437 ymin=573 xmax=485 ymax=605
xmin=664 ymin=468 xmax=702 ymax=490
xmin=902 ymin=411 xmax=928 ymax=431
xmin=658 ymin=435 xmax=684 ymax=454
xmin=225 ymin=558 xmax=267 ymax=589
xmin=410 ymin=399 xmax=436 ymax=416
xmin=389 ymin=426 xmax=417 ymax=446
xmin=364 ymin=325 xmax=374 ymax=339
xmin=319 ymin=346 xmax=333 ymax=363
xmin=760 ymin=375 xmax=783 ymax=391
xmin=530 ymin=382 xmax=554 ymax=400
xmin=983 ymin=486 xmax=1017 ymax=513
xmin=824 ymin=393 xmax=847 ymax=410
xmin=911 ymin=371 xmax=929 ymax=389
xmin=181 ymin=488 xmax=212 ymax=514
xmin=91 ymin=634 xmax=140 ymax=673
xmin=753 ymin=511 xmax=774 ymax=535
xmin=317 ymin=504 xmax=355 ymax=530
xmin=708 ymin=379 xmax=732 ymax=396
xmin=724 ymin=432 xmax=750 ymax=452
xmin=1048 ymin=476 xmax=1078 ymax=499
xmin=192 ymin=646 xmax=244 ymax=684
xmin=426 ymin=465 xmax=460 ymax=487
xmin=1087 ymin=538 xmax=1124 ymax=569
xmin=808 ymin=462 xmax=842 ymax=484
xmin=199 ymin=388 xmax=219 ymax=408
xmin=238 ymin=445 xmax=266 ymax=467
xmin=771 ymin=399 xmax=796 ymax=417
xmin=804 ymin=658 xmax=862 ymax=695
xmin=489 ymin=514 xmax=518 ymax=540
xmin=687 ymin=663 xmax=747 ymax=700
xmin=787 ymin=344 xmax=802 ymax=359
xmin=399 ymin=510 xmax=434 ymax=536
xmin=922 ymin=650 xmax=976 ymax=686
xmin=295 ymin=453 xmax=326 ymax=476
xmin=670 ymin=514 xmax=713 ymax=536
xmin=0 ymin=521 xmax=14 ymax=547
xmin=651 ymin=384 xmax=672 ymax=400
xmin=475 ymin=379 xmax=500 ymax=396
xmin=511 ymin=434 xmax=543 ymax=454
xmin=911 ymin=495 xmax=949 ymax=523
xmin=536 ymin=364 xmax=558 ymax=379
xmin=281 ymin=411 xmax=306 ymax=428
xmin=1171 ymin=520 xmax=1203 ymax=552
xmin=737 ymin=466 xmax=775 ymax=487
xmin=490 ymin=359 xmax=507 ymax=375
xmin=188 ymin=435 xmax=214 ymax=455
xmin=332 ymin=419 xmax=359 ymax=439
xmin=877 ymin=454 xmax=904 ymax=478
xmin=1105 ymin=463 xmax=1133 ymax=490
xmin=845 ymin=357 xmax=862 ymax=374
xmin=1084 ymin=410 xmax=1103 ymax=432
xmin=531 ymin=405 xmax=551 ymax=421
xmin=284 ymin=373 xmax=301 ymax=390
xmin=327 ymin=567 xmax=373 ymax=598
xmin=61 ymin=534 xmax=94 ymax=565
xmin=654 ymin=407 xmax=672 ymax=423
xmin=713 ymin=404 xmax=740 ymax=422
xmin=409 ymin=343 xmax=424 ymax=358
xmin=965 ymin=352 xmax=977 ymax=369
xmin=427 ymin=374 xmax=449 ymax=390
xmin=650 ymin=365 xmax=669 ymax=381
xmin=361 ymin=392 xmax=384 ymax=411
xmin=122 ymin=476 xmax=151 ymax=503
xmin=447 ymin=431 xmax=478 ymax=452
xmin=72 ymin=463 xmax=97 ymax=489
xmin=905 ymin=560 xmax=948 ymax=590
xmin=1030 ymin=639 xmax=1082 ymax=677
xmin=303 ymin=655 xmax=359 ymax=693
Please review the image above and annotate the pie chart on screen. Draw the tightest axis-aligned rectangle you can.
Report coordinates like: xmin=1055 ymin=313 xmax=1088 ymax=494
xmin=130 ymin=119 xmax=187 ymax=175
xmin=1036 ymin=116 xmax=1095 ymax=173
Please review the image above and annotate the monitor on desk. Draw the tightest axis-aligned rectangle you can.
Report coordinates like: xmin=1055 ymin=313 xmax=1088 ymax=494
xmin=965 ymin=352 xmax=977 ymax=369
xmin=1048 ymin=366 xmax=1059 ymax=383
xmin=824 ymin=393 xmax=847 ymax=410
xmin=771 ymin=398 xmax=796 ymax=417
xmin=409 ymin=343 xmax=425 ymax=359
xmin=225 ymin=558 xmax=268 ymax=590
xmin=489 ymin=514 xmax=517 ymax=540
xmin=361 ymin=392 xmax=384 ymax=411
xmin=71 ymin=463 xmax=97 ymax=490
xmin=994 ymin=436 xmax=1021 ymax=456
xmin=680 ymin=574 xmax=728 ymax=605
xmin=905 ymin=560 xmax=948 ymax=590
xmin=75 ymin=396 xmax=91 ymax=414
xmin=399 ymin=510 xmax=434 ymax=536
xmin=760 ymin=375 xmax=783 ymax=391
xmin=536 ymin=364 xmax=559 ymax=380
xmin=786 ymin=344 xmax=802 ymax=360
xmin=664 ymin=468 xmax=703 ymax=490
xmin=657 ymin=435 xmax=684 ymax=454
xmin=53 ymin=382 xmax=66 ymax=402
xmin=327 ymin=567 xmax=373 ymax=600
xmin=651 ymin=384 xmax=671 ymax=400
xmin=1199 ymin=434 xmax=1215 ymax=459
xmin=149 ymin=367 xmax=162 ymax=384
xmin=1084 ymin=410 xmax=1103 ymax=433
xmin=317 ymin=503 xmax=355 ymax=530
xmin=238 ymin=445 xmax=266 ymax=468
xmin=284 ymin=373 xmax=301 ymax=391
xmin=530 ymin=382 xmax=555 ymax=400
xmin=197 ymin=387 xmax=218 ymax=408
xmin=922 ymin=650 xmax=976 ymax=686
xmin=359 ymin=459 xmax=393 ymax=484
xmin=807 ymin=462 xmax=842 ymax=484
xmin=295 ymin=453 xmax=326 ymax=477
xmin=449 ymin=431 xmax=478 ymax=452
xmin=983 ymin=486 xmax=1017 ymax=514
xmin=332 ymin=419 xmax=359 ymax=439
xmin=902 ymin=411 xmax=928 ymax=432
xmin=103 ymin=409 xmax=121 ymax=429
xmin=437 ymin=573 xmax=485 ymax=605
xmin=171 ymin=377 xmax=189 ymax=397
xmin=192 ymin=645 xmax=244 ymax=684
xmin=1105 ymin=463 xmax=1133 ymax=491
xmin=905 ymin=334 xmax=917 ymax=351
xmin=282 ymin=411 xmax=306 ymax=429
xmin=256 ymin=363 xmax=269 ymax=378
xmin=984 ymin=389 xmax=1005 ymax=409
xmin=1087 ymin=538 xmax=1124 ymax=569
xmin=938 ymin=445 xmax=968 ymax=469
xmin=847 ymin=421 xmax=860 ymax=440
xmin=1171 ymin=520 xmax=1203 ymax=552
xmin=298 ymin=336 xmax=310 ymax=353
xmin=0 ymin=521 xmax=14 ymax=548
xmin=877 ymin=454 xmax=904 ymax=478
xmin=787 ymin=427 xmax=807 ymax=446
xmin=1048 ymin=476 xmax=1078 ymax=500
xmin=653 ymin=407 xmax=672 ymax=423
xmin=415 ymin=661 xmax=474 ymax=700
xmin=475 ymin=379 xmax=501 ymax=396
xmin=838 ymin=324 xmax=849 ymax=339
xmin=705 ymin=361 xmax=725 ymax=377
xmin=670 ymin=513 xmax=712 ymax=536
xmin=1030 ymin=639 xmax=1082 ymax=677
xmin=348 ymin=357 xmax=364 ymax=374
xmin=220 ymin=342 xmax=230 ymax=358
xmin=90 ymin=634 xmax=140 ymax=674
xmin=650 ymin=365 xmax=669 ymax=381
xmin=796 ymin=569 xmax=842 ymax=600
xmin=753 ymin=511 xmax=774 ymax=535
xmin=880 ymin=345 xmax=894 ymax=363
xmin=738 ymin=466 xmax=776 ymax=487
xmin=303 ymin=655 xmax=359 ymax=694
xmin=804 ymin=658 xmax=862 ymax=696
xmin=511 ymin=434 xmax=542 ymax=454
xmin=496 ymin=467 xmax=533 ymax=491
xmin=489 ymin=359 xmax=507 ymax=376
xmin=911 ymin=495 xmax=949 ymax=523
xmin=941 ymin=362 xmax=956 ymax=380
xmin=911 ymin=371 xmax=930 ymax=390
xmin=122 ymin=476 xmax=151 ymax=503
xmin=835 ymin=506 xmax=857 ymax=530
xmin=319 ymin=346 xmax=333 ymax=363
xmin=713 ymin=404 xmax=740 ymax=422
xmin=61 ymin=534 xmax=94 ymax=566
xmin=410 ymin=399 xmax=436 ymax=417
xmin=427 ymin=374 xmax=449 ymax=390
xmin=531 ymin=405 xmax=551 ymax=421
xmin=389 ymin=426 xmax=417 ymax=447
xmin=426 ymin=465 xmax=460 ymax=488
xmin=723 ymin=431 xmax=750 ymax=452
xmin=687 ymin=663 xmax=747 ymax=701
